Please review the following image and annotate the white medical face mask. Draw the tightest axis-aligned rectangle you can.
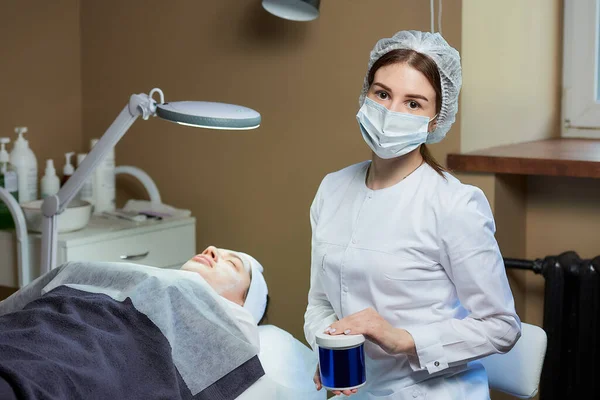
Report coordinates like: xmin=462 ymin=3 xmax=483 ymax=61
xmin=357 ymin=97 xmax=435 ymax=159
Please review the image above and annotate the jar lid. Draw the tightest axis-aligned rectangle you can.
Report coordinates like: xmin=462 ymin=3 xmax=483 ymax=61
xmin=316 ymin=332 xmax=365 ymax=349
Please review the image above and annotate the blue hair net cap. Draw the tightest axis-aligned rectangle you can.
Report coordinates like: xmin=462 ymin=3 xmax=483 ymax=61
xmin=358 ymin=30 xmax=462 ymax=144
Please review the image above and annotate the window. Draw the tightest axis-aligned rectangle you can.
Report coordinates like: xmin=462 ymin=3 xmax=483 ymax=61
xmin=562 ymin=0 xmax=600 ymax=138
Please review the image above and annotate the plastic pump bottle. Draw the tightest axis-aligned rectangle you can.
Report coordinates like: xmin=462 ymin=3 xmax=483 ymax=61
xmin=10 ymin=127 xmax=38 ymax=203
xmin=0 ymin=138 xmax=18 ymax=229
xmin=41 ymin=159 xmax=60 ymax=199
xmin=62 ymin=152 xmax=75 ymax=186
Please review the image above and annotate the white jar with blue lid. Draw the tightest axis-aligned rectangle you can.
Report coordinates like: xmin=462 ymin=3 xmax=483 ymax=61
xmin=316 ymin=332 xmax=366 ymax=391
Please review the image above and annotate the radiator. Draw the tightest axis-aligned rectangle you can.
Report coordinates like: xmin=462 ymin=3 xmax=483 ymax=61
xmin=504 ymin=252 xmax=600 ymax=399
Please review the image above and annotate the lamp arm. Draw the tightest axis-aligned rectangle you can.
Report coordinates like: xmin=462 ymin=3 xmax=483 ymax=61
xmin=40 ymin=92 xmax=159 ymax=275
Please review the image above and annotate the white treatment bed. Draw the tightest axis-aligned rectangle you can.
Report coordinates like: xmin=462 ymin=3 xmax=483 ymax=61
xmin=238 ymin=325 xmax=326 ymax=400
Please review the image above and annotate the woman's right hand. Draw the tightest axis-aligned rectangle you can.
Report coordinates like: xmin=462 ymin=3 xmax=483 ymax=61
xmin=313 ymin=365 xmax=322 ymax=391
xmin=314 ymin=365 xmax=358 ymax=397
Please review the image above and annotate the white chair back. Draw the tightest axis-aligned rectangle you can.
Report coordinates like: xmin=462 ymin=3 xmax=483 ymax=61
xmin=479 ymin=322 xmax=547 ymax=398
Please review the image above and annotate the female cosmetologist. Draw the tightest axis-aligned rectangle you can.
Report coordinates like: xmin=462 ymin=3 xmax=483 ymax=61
xmin=304 ymin=30 xmax=520 ymax=400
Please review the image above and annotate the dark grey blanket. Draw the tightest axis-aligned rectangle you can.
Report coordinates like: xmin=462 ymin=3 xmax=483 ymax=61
xmin=0 ymin=262 xmax=264 ymax=400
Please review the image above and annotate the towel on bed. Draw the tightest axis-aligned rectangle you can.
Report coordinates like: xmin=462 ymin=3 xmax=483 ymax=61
xmin=0 ymin=261 xmax=264 ymax=400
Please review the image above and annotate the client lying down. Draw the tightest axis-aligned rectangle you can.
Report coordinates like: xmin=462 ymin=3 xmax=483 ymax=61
xmin=0 ymin=246 xmax=269 ymax=400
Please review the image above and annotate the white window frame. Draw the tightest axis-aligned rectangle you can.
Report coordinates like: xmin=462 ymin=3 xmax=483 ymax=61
xmin=562 ymin=0 xmax=600 ymax=138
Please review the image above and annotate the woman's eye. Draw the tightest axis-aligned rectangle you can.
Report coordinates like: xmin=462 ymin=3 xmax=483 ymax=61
xmin=228 ymin=260 xmax=237 ymax=269
xmin=376 ymin=91 xmax=389 ymax=100
xmin=407 ymin=100 xmax=420 ymax=109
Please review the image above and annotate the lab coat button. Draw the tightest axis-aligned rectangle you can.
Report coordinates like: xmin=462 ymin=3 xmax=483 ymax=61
xmin=434 ymin=361 xmax=440 ymax=367
xmin=351 ymin=238 xmax=357 ymax=244
xmin=412 ymin=390 xmax=420 ymax=398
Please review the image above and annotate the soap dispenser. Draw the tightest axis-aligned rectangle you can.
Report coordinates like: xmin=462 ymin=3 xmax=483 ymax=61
xmin=41 ymin=159 xmax=60 ymax=199
xmin=0 ymin=138 xmax=18 ymax=229
xmin=9 ymin=126 xmax=38 ymax=202
xmin=61 ymin=152 xmax=75 ymax=186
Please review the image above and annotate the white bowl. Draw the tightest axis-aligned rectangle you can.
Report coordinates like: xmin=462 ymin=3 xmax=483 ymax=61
xmin=21 ymin=199 xmax=92 ymax=233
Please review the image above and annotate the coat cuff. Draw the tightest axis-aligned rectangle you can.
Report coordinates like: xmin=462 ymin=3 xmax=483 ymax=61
xmin=405 ymin=325 xmax=449 ymax=374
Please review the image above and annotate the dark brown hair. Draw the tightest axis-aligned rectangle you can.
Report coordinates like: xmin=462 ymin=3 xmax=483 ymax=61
xmin=367 ymin=49 xmax=447 ymax=177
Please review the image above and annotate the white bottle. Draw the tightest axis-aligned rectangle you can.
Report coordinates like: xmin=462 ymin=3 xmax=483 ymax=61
xmin=0 ymin=138 xmax=18 ymax=195
xmin=9 ymin=127 xmax=38 ymax=203
xmin=41 ymin=159 xmax=60 ymax=199
xmin=62 ymin=151 xmax=75 ymax=186
xmin=77 ymin=153 xmax=95 ymax=206
xmin=90 ymin=138 xmax=115 ymax=214
xmin=0 ymin=138 xmax=19 ymax=228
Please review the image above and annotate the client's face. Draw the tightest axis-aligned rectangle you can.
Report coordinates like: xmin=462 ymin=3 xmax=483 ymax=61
xmin=181 ymin=246 xmax=251 ymax=306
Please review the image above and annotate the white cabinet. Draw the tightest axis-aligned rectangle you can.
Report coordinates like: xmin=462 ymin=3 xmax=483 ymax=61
xmin=0 ymin=216 xmax=196 ymax=287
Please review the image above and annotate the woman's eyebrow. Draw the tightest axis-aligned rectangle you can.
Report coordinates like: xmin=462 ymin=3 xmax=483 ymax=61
xmin=372 ymin=82 xmax=393 ymax=92
xmin=405 ymin=93 xmax=429 ymax=102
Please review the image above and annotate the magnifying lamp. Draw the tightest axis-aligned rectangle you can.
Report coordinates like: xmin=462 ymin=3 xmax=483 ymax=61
xmin=40 ymin=88 xmax=261 ymax=275
xmin=262 ymin=0 xmax=320 ymax=22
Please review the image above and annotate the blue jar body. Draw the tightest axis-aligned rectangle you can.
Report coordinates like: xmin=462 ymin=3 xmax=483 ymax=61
xmin=319 ymin=344 xmax=366 ymax=390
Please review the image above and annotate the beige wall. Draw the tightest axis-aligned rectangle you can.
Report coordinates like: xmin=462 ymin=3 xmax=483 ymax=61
xmin=527 ymin=176 xmax=600 ymax=261
xmin=461 ymin=0 xmax=562 ymax=153
xmin=0 ymin=0 xmax=83 ymax=286
xmin=79 ymin=0 xmax=462 ymax=341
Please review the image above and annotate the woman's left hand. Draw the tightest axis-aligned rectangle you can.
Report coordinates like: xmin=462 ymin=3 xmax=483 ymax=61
xmin=326 ymin=308 xmax=416 ymax=356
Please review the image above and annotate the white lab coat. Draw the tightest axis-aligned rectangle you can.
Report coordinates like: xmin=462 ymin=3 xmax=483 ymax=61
xmin=304 ymin=161 xmax=521 ymax=400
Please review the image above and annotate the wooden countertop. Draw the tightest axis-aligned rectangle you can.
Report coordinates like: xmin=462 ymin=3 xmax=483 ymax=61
xmin=447 ymin=138 xmax=600 ymax=178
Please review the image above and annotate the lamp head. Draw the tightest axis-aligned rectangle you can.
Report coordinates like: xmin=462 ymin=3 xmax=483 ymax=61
xmin=262 ymin=0 xmax=320 ymax=22
xmin=156 ymin=101 xmax=261 ymax=130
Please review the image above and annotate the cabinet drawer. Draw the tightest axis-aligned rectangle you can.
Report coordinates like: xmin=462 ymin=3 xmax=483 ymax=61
xmin=65 ymin=223 xmax=195 ymax=268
